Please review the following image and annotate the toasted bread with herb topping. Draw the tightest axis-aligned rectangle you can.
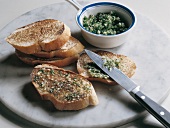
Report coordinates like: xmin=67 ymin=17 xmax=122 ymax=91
xmin=6 ymin=19 xmax=71 ymax=54
xmin=31 ymin=64 xmax=99 ymax=110
xmin=77 ymin=50 xmax=136 ymax=85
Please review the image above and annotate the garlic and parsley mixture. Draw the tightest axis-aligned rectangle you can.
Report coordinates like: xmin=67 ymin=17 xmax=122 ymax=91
xmin=33 ymin=68 xmax=91 ymax=102
xmin=83 ymin=11 xmax=128 ymax=35
xmin=84 ymin=56 xmax=122 ymax=79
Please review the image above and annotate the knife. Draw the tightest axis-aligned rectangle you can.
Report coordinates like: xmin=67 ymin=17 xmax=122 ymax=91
xmin=85 ymin=49 xmax=170 ymax=128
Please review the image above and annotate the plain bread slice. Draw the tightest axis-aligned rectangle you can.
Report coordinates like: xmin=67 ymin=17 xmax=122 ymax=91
xmin=6 ymin=19 xmax=71 ymax=54
xmin=33 ymin=36 xmax=84 ymax=58
xmin=15 ymin=50 xmax=78 ymax=67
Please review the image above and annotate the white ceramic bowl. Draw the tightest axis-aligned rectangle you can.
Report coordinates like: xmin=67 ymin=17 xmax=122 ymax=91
xmin=76 ymin=2 xmax=136 ymax=48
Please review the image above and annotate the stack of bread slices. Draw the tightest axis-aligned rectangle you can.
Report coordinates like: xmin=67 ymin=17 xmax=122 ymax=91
xmin=6 ymin=19 xmax=84 ymax=67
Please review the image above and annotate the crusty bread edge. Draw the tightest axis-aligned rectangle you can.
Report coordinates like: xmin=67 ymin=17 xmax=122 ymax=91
xmin=40 ymin=24 xmax=71 ymax=52
xmin=16 ymin=50 xmax=79 ymax=67
xmin=45 ymin=54 xmax=79 ymax=67
xmin=6 ymin=38 xmax=42 ymax=54
xmin=33 ymin=36 xmax=84 ymax=58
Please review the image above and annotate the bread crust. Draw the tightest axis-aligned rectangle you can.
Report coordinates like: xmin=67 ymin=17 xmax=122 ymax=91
xmin=15 ymin=50 xmax=78 ymax=67
xmin=39 ymin=23 xmax=71 ymax=52
xmin=77 ymin=50 xmax=136 ymax=85
xmin=31 ymin=64 xmax=99 ymax=110
xmin=33 ymin=36 xmax=84 ymax=58
xmin=6 ymin=19 xmax=71 ymax=54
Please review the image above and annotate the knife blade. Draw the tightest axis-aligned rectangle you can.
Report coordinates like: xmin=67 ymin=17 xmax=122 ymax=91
xmin=85 ymin=49 xmax=170 ymax=128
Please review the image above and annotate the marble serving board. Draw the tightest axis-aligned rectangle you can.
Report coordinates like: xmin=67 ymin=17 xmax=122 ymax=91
xmin=0 ymin=1 xmax=170 ymax=128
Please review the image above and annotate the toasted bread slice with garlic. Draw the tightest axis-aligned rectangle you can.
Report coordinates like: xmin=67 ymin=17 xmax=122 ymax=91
xmin=77 ymin=50 xmax=136 ymax=85
xmin=33 ymin=36 xmax=84 ymax=58
xmin=31 ymin=64 xmax=99 ymax=110
xmin=15 ymin=50 xmax=78 ymax=67
xmin=6 ymin=19 xmax=71 ymax=54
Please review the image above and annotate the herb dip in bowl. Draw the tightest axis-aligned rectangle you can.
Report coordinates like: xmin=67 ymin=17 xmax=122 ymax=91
xmin=76 ymin=2 xmax=136 ymax=48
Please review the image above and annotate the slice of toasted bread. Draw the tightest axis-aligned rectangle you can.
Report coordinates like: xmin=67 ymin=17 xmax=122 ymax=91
xmin=31 ymin=64 xmax=99 ymax=110
xmin=15 ymin=50 xmax=78 ymax=67
xmin=77 ymin=50 xmax=136 ymax=85
xmin=6 ymin=19 xmax=71 ymax=54
xmin=33 ymin=36 xmax=84 ymax=58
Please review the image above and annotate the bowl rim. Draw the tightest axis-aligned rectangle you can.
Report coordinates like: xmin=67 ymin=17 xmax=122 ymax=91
xmin=76 ymin=1 xmax=136 ymax=37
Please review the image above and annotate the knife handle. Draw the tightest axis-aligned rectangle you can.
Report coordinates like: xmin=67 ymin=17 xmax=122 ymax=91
xmin=130 ymin=91 xmax=170 ymax=128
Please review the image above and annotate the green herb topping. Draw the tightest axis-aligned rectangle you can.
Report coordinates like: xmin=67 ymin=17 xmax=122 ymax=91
xmin=84 ymin=57 xmax=121 ymax=78
xmin=83 ymin=11 xmax=128 ymax=35
xmin=102 ymin=56 xmax=120 ymax=71
xmin=33 ymin=68 xmax=92 ymax=102
xmin=84 ymin=62 xmax=109 ymax=79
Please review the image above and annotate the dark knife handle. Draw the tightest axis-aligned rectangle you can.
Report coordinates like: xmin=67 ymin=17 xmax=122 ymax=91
xmin=130 ymin=91 xmax=170 ymax=128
